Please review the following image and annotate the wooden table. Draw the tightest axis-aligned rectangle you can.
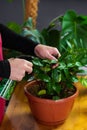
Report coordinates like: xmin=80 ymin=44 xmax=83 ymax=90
xmin=0 ymin=81 xmax=87 ymax=130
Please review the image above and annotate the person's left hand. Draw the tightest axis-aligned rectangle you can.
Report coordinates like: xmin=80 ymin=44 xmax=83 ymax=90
xmin=34 ymin=44 xmax=61 ymax=60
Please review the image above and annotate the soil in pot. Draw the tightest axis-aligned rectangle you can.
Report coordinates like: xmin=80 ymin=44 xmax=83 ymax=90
xmin=27 ymin=80 xmax=76 ymax=100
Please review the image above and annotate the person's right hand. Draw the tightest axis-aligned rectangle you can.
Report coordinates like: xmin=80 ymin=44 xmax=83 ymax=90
xmin=8 ymin=58 xmax=33 ymax=81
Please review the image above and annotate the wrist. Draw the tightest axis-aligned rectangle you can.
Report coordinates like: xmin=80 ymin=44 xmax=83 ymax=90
xmin=0 ymin=60 xmax=10 ymax=78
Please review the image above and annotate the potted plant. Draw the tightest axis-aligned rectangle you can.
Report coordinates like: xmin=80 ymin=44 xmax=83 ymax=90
xmin=23 ymin=10 xmax=87 ymax=126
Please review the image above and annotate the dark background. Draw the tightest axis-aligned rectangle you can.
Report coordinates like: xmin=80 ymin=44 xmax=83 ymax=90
xmin=0 ymin=0 xmax=87 ymax=30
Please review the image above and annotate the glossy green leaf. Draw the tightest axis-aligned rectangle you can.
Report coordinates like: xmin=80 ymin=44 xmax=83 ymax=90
xmin=38 ymin=90 xmax=46 ymax=96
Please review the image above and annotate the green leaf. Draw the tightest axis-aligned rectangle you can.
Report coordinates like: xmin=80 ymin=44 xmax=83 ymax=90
xmin=60 ymin=10 xmax=87 ymax=53
xmin=23 ymin=17 xmax=34 ymax=30
xmin=22 ymin=17 xmax=45 ymax=44
xmin=58 ymin=62 xmax=66 ymax=70
xmin=6 ymin=0 xmax=13 ymax=2
xmin=79 ymin=77 xmax=87 ymax=87
xmin=37 ymin=73 xmax=51 ymax=83
xmin=52 ymin=96 xmax=60 ymax=100
xmin=38 ymin=90 xmax=46 ymax=96
xmin=22 ymin=28 xmax=42 ymax=43
xmin=71 ymin=76 xmax=78 ymax=83
xmin=67 ymin=63 xmax=74 ymax=68
xmin=48 ymin=30 xmax=60 ymax=48
xmin=52 ymin=83 xmax=61 ymax=93
xmin=51 ymin=69 xmax=60 ymax=82
xmin=75 ymin=62 xmax=82 ymax=67
xmin=32 ymin=58 xmax=43 ymax=67
xmin=7 ymin=22 xmax=22 ymax=34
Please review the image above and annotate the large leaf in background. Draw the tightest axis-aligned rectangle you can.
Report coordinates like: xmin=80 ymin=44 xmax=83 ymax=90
xmin=22 ymin=17 xmax=45 ymax=44
xmin=7 ymin=22 xmax=22 ymax=34
xmin=23 ymin=17 xmax=34 ymax=30
xmin=60 ymin=10 xmax=87 ymax=51
xmin=48 ymin=30 xmax=60 ymax=48
xmin=6 ymin=0 xmax=13 ymax=2
xmin=41 ymin=29 xmax=60 ymax=48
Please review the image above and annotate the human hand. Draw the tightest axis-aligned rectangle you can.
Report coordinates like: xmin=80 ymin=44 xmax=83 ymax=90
xmin=34 ymin=44 xmax=61 ymax=60
xmin=8 ymin=58 xmax=33 ymax=81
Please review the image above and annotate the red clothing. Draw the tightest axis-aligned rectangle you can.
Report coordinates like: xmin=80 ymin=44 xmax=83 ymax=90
xmin=0 ymin=34 xmax=3 ymax=81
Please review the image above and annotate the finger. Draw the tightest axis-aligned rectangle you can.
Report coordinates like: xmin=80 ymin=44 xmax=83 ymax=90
xmin=52 ymin=53 xmax=61 ymax=59
xmin=47 ymin=53 xmax=57 ymax=60
xmin=53 ymin=49 xmax=61 ymax=58
xmin=24 ymin=60 xmax=33 ymax=67
xmin=25 ymin=65 xmax=33 ymax=74
xmin=51 ymin=63 xmax=58 ymax=69
xmin=27 ymin=62 xmax=33 ymax=67
xmin=58 ymin=51 xmax=61 ymax=58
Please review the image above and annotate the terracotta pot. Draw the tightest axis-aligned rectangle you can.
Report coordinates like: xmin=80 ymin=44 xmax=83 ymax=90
xmin=24 ymin=80 xmax=78 ymax=126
